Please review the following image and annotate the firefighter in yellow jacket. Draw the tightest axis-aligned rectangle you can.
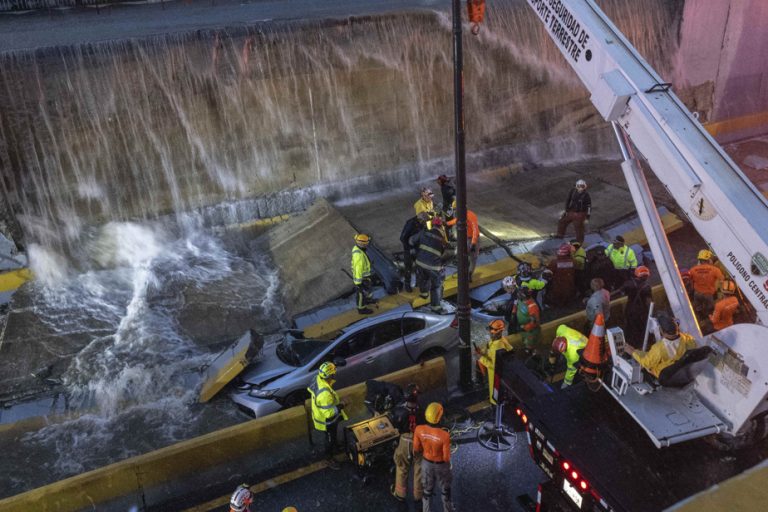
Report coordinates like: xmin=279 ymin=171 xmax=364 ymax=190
xmin=476 ymin=319 xmax=513 ymax=404
xmin=308 ymin=362 xmax=348 ymax=469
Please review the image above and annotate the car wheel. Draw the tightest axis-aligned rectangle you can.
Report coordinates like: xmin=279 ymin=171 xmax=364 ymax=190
xmin=417 ymin=348 xmax=446 ymax=363
xmin=283 ymin=390 xmax=310 ymax=409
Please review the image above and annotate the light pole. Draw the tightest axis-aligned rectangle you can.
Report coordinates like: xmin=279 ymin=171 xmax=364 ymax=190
xmin=452 ymin=0 xmax=472 ymax=390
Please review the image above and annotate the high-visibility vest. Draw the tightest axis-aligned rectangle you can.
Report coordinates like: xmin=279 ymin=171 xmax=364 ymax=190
xmin=556 ymin=325 xmax=588 ymax=385
xmin=572 ymin=247 xmax=586 ymax=270
xmin=478 ymin=336 xmax=513 ymax=404
xmin=307 ymin=375 xmax=346 ymax=431
xmin=605 ymin=244 xmax=637 ymax=270
xmin=351 ymin=246 xmax=371 ymax=285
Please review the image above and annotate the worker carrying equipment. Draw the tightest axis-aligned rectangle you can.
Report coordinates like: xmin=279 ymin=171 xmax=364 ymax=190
xmin=624 ymin=314 xmax=697 ymax=380
xmin=552 ymin=324 xmax=588 ymax=388
xmin=414 ymin=402 xmax=454 ymax=512
xmin=229 ymin=484 xmax=253 ymax=512
xmin=391 ymin=385 xmax=424 ymax=503
xmin=352 ymin=234 xmax=375 ymax=315
xmin=476 ymin=319 xmax=513 ymax=403
xmin=308 ymin=362 xmax=348 ymax=469
xmin=709 ymin=280 xmax=740 ymax=332
xmin=556 ymin=179 xmax=592 ymax=244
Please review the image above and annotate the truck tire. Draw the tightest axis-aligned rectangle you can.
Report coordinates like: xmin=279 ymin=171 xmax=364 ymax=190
xmin=707 ymin=414 xmax=768 ymax=451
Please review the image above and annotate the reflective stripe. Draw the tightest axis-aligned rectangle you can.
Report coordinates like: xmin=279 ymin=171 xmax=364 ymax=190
xmin=421 ymin=245 xmax=442 ymax=257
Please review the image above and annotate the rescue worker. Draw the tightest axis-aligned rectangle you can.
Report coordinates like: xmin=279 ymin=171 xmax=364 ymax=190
xmin=624 ymin=314 xmax=696 ymax=380
xmin=556 ymin=179 xmax=591 ymax=244
xmin=516 ymin=286 xmax=541 ymax=351
xmin=501 ymin=275 xmax=518 ymax=335
xmin=680 ymin=267 xmax=694 ymax=299
xmin=414 ymin=187 xmax=435 ymax=217
xmin=570 ymin=239 xmax=588 ymax=297
xmin=436 ymin=175 xmax=455 ymax=213
xmin=689 ymin=249 xmax=724 ymax=318
xmin=414 ymin=402 xmax=453 ymax=512
xmin=351 ymin=233 xmax=375 ymax=315
xmin=585 ymin=278 xmax=610 ymax=328
xmin=618 ymin=266 xmax=653 ymax=348
xmin=709 ymin=280 xmax=740 ymax=332
xmin=446 ymin=199 xmax=480 ymax=280
xmin=229 ymin=484 xmax=253 ymax=512
xmin=604 ymin=235 xmax=637 ymax=290
xmin=475 ymin=319 xmax=513 ymax=403
xmin=391 ymin=384 xmax=424 ymax=503
xmin=307 ymin=362 xmax=348 ymax=469
xmin=410 ymin=215 xmax=450 ymax=312
xmin=515 ymin=262 xmax=547 ymax=310
xmin=551 ymin=324 xmax=588 ymax=388
xmin=546 ymin=243 xmax=576 ymax=308
xmin=400 ymin=212 xmax=430 ymax=292
xmin=468 ymin=0 xmax=486 ymax=35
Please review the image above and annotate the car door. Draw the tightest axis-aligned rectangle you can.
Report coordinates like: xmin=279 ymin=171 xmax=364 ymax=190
xmin=324 ymin=326 xmax=376 ymax=389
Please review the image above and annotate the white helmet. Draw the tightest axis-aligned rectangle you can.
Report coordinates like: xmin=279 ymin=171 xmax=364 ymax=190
xmin=230 ymin=484 xmax=253 ymax=512
xmin=502 ymin=276 xmax=516 ymax=291
xmin=575 ymin=179 xmax=587 ymax=189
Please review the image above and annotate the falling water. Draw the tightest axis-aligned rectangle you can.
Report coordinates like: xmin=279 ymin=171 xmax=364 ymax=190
xmin=0 ymin=0 xmax=685 ymax=496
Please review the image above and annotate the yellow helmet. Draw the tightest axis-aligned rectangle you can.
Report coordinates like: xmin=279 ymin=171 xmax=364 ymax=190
xmin=354 ymin=233 xmax=370 ymax=247
xmin=451 ymin=198 xmax=457 ymax=209
xmin=318 ymin=362 xmax=337 ymax=379
xmin=425 ymin=402 xmax=444 ymax=424
xmin=722 ymin=280 xmax=737 ymax=294
xmin=697 ymin=249 xmax=713 ymax=261
xmin=282 ymin=508 xmax=298 ymax=512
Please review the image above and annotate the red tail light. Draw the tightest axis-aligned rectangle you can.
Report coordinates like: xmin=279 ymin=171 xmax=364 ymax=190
xmin=522 ymin=414 xmax=528 ymax=424
xmin=571 ymin=470 xmax=579 ymax=480
xmin=580 ymin=480 xmax=588 ymax=491
xmin=562 ymin=461 xmax=570 ymax=471
xmin=450 ymin=315 xmax=458 ymax=329
xmin=515 ymin=408 xmax=522 ymax=416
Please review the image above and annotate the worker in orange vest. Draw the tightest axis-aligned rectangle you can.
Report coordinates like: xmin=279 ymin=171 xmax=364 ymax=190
xmin=709 ymin=280 xmax=740 ymax=332
xmin=414 ymin=403 xmax=454 ymax=512
xmin=467 ymin=0 xmax=486 ymax=35
xmin=446 ymin=199 xmax=480 ymax=280
xmin=689 ymin=249 xmax=724 ymax=318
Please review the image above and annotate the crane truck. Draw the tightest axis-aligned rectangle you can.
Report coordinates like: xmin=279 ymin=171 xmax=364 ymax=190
xmin=497 ymin=0 xmax=768 ymax=510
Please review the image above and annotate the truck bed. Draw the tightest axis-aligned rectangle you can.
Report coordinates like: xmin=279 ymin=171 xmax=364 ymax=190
xmin=500 ymin=358 xmax=768 ymax=511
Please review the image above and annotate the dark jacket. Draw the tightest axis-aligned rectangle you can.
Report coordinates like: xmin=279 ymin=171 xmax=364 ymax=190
xmin=564 ymin=188 xmax=592 ymax=216
xmin=440 ymin=182 xmax=456 ymax=209
xmin=390 ymin=402 xmax=424 ymax=434
xmin=411 ymin=227 xmax=448 ymax=272
xmin=400 ymin=216 xmax=423 ymax=248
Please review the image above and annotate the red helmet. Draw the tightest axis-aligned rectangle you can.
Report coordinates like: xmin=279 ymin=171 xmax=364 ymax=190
xmin=552 ymin=336 xmax=568 ymax=353
xmin=634 ymin=266 xmax=650 ymax=278
xmin=436 ymin=174 xmax=450 ymax=185
xmin=431 ymin=216 xmax=443 ymax=227
xmin=557 ymin=243 xmax=572 ymax=257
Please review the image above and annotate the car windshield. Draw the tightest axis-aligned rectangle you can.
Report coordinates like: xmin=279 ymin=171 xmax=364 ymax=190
xmin=276 ymin=338 xmax=327 ymax=367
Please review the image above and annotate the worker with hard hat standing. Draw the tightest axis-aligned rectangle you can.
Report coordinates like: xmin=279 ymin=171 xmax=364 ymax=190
xmin=410 ymin=215 xmax=450 ymax=313
xmin=689 ymin=249 xmax=724 ymax=319
xmin=475 ymin=319 xmax=513 ymax=403
xmin=618 ymin=266 xmax=653 ymax=347
xmin=229 ymin=484 xmax=253 ymax=512
xmin=515 ymin=261 xmax=547 ymax=310
xmin=446 ymin=199 xmax=480 ymax=280
xmin=709 ymin=280 xmax=740 ymax=332
xmin=624 ymin=314 xmax=696 ymax=380
xmin=307 ymin=362 xmax=348 ymax=469
xmin=414 ymin=402 xmax=453 ymax=512
xmin=390 ymin=384 xmax=424 ymax=503
xmin=414 ymin=187 xmax=435 ymax=217
xmin=516 ymin=286 xmax=541 ymax=351
xmin=556 ymin=179 xmax=591 ymax=244
xmin=551 ymin=325 xmax=589 ymax=388
xmin=351 ymin=233 xmax=375 ymax=315
xmin=604 ymin=235 xmax=637 ymax=290
xmin=400 ymin=213 xmax=430 ymax=293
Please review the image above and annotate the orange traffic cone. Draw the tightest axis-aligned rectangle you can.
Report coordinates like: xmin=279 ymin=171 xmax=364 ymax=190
xmin=581 ymin=312 xmax=609 ymax=381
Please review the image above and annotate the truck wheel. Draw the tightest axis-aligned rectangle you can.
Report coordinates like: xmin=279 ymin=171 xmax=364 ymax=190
xmin=708 ymin=414 xmax=768 ymax=451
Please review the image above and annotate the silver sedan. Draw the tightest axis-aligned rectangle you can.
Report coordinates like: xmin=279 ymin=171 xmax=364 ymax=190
xmin=230 ymin=306 xmax=458 ymax=418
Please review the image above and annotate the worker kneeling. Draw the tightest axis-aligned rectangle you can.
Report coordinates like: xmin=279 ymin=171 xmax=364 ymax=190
xmin=551 ymin=324 xmax=588 ymax=389
xmin=475 ymin=319 xmax=513 ymax=403
xmin=623 ymin=314 xmax=696 ymax=385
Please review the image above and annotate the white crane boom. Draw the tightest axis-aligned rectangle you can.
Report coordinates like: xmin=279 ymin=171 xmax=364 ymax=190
xmin=524 ymin=0 xmax=768 ymax=443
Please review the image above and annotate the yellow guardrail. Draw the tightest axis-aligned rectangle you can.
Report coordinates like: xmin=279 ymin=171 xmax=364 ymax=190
xmin=0 ymin=358 xmax=446 ymax=512
xmin=0 ymin=268 xmax=32 ymax=293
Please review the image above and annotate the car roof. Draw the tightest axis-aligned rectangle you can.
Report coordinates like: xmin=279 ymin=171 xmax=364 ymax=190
xmin=340 ymin=304 xmax=421 ymax=333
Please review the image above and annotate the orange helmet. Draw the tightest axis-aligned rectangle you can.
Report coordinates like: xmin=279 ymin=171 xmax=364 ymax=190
xmin=552 ymin=336 xmax=568 ymax=353
xmin=487 ymin=319 xmax=505 ymax=336
xmin=634 ymin=266 xmax=650 ymax=278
